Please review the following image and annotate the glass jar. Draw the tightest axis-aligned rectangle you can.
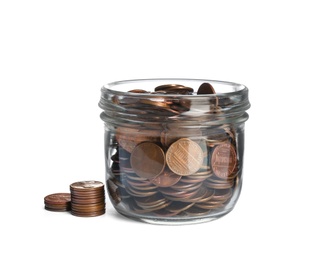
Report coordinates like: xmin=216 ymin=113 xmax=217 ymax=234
xmin=99 ymin=78 xmax=250 ymax=224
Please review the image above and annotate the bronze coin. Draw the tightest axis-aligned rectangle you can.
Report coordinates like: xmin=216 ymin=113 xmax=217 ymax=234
xmin=126 ymin=185 xmax=158 ymax=197
xmin=44 ymin=193 xmax=71 ymax=212
xmin=184 ymin=206 xmax=211 ymax=216
xmin=211 ymin=189 xmax=233 ymax=201
xmin=70 ymin=181 xmax=104 ymax=190
xmin=125 ymin=179 xmax=155 ymax=188
xmin=171 ymin=180 xmax=203 ymax=192
xmin=134 ymin=194 xmax=167 ymax=208
xmin=70 ymin=196 xmax=105 ymax=204
xmin=140 ymin=98 xmax=171 ymax=108
xmin=197 ymin=82 xmax=216 ymax=95
xmin=155 ymin=84 xmax=194 ymax=94
xmin=44 ymin=193 xmax=71 ymax=205
xmin=131 ymin=201 xmax=172 ymax=214
xmin=71 ymin=210 xmax=105 ymax=217
xmin=130 ymin=142 xmax=166 ymax=179
xmin=211 ymin=142 xmax=237 ymax=179
xmin=151 ymin=168 xmax=181 ymax=187
xmin=115 ymin=127 xmax=141 ymax=153
xmin=167 ymin=201 xmax=195 ymax=213
xmin=116 ymin=127 xmax=161 ymax=153
xmin=194 ymin=203 xmax=225 ymax=210
xmin=126 ymin=180 xmax=157 ymax=191
xmin=166 ymin=138 xmax=204 ymax=176
xmin=128 ymin=89 xmax=149 ymax=93
xmin=160 ymin=128 xmax=202 ymax=148
xmin=44 ymin=206 xmax=70 ymax=212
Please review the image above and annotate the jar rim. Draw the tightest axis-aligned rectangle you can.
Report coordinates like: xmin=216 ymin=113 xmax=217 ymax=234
xmin=102 ymin=78 xmax=247 ymax=97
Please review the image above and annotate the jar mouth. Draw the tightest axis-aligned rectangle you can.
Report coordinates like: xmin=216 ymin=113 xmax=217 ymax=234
xmin=99 ymin=78 xmax=250 ymax=126
xmin=103 ymin=78 xmax=247 ymax=97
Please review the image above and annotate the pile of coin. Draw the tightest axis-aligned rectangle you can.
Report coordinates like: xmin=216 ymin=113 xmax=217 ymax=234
xmin=44 ymin=180 xmax=106 ymax=217
xmin=106 ymin=82 xmax=241 ymax=218
xmin=44 ymin=193 xmax=71 ymax=212
xmin=70 ymin=181 xmax=106 ymax=217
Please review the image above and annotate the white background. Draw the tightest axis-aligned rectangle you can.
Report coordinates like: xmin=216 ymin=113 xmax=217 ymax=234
xmin=0 ymin=0 xmax=308 ymax=259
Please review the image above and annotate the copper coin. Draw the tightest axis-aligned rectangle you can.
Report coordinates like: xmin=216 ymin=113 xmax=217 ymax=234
xmin=44 ymin=193 xmax=71 ymax=212
xmin=44 ymin=206 xmax=70 ymax=212
xmin=160 ymin=128 xmax=202 ymax=148
xmin=126 ymin=185 xmax=158 ymax=197
xmin=131 ymin=201 xmax=171 ymax=214
xmin=128 ymin=89 xmax=149 ymax=93
xmin=70 ymin=181 xmax=104 ymax=190
xmin=184 ymin=206 xmax=211 ymax=216
xmin=197 ymin=82 xmax=216 ymax=95
xmin=194 ymin=203 xmax=225 ymax=210
xmin=155 ymin=84 xmax=194 ymax=94
xmin=71 ymin=203 xmax=105 ymax=210
xmin=116 ymin=127 xmax=161 ymax=153
xmin=126 ymin=180 xmax=157 ymax=191
xmin=70 ymin=197 xmax=105 ymax=204
xmin=44 ymin=193 xmax=71 ymax=205
xmin=211 ymin=142 xmax=237 ymax=179
xmin=167 ymin=201 xmax=195 ymax=213
xmin=130 ymin=142 xmax=166 ymax=179
xmin=125 ymin=179 xmax=154 ymax=188
xmin=151 ymin=168 xmax=181 ymax=187
xmin=134 ymin=194 xmax=167 ymax=208
xmin=71 ymin=210 xmax=105 ymax=217
xmin=212 ymin=189 xmax=233 ymax=201
xmin=166 ymin=138 xmax=204 ymax=176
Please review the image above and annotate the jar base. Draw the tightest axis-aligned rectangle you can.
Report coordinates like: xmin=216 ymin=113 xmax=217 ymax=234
xmin=116 ymin=208 xmax=233 ymax=225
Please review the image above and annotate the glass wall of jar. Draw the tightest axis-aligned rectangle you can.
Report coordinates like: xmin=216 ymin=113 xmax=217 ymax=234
xmin=99 ymin=78 xmax=250 ymax=225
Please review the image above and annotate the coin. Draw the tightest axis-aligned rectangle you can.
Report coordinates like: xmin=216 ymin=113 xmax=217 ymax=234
xmin=44 ymin=193 xmax=71 ymax=205
xmin=134 ymin=194 xmax=168 ymax=208
xmin=70 ymin=180 xmax=104 ymax=190
xmin=184 ymin=206 xmax=211 ymax=216
xmin=116 ymin=127 xmax=161 ymax=153
xmin=150 ymin=168 xmax=182 ymax=187
xmin=126 ymin=185 xmax=158 ymax=198
xmin=44 ymin=193 xmax=71 ymax=212
xmin=128 ymin=89 xmax=150 ymax=93
xmin=168 ymin=201 xmax=195 ymax=214
xmin=211 ymin=142 xmax=237 ymax=179
xmin=160 ymin=128 xmax=202 ymax=148
xmin=154 ymin=84 xmax=194 ymax=94
xmin=197 ymin=82 xmax=216 ymax=95
xmin=166 ymin=138 xmax=204 ymax=176
xmin=71 ymin=210 xmax=105 ymax=217
xmin=130 ymin=142 xmax=166 ymax=179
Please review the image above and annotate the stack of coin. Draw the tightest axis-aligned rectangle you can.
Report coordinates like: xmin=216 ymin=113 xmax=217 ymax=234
xmin=44 ymin=193 xmax=71 ymax=212
xmin=105 ymin=82 xmax=241 ymax=218
xmin=70 ymin=181 xmax=105 ymax=217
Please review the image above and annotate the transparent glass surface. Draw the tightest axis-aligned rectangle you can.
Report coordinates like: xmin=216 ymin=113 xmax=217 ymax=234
xmin=99 ymin=78 xmax=250 ymax=224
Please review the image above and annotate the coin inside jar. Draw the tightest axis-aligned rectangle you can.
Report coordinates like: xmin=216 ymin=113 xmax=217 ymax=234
xmin=130 ymin=142 xmax=166 ymax=179
xmin=197 ymin=82 xmax=216 ymax=95
xmin=166 ymin=138 xmax=204 ymax=176
xmin=211 ymin=142 xmax=237 ymax=179
xmin=150 ymin=168 xmax=182 ymax=187
xmin=154 ymin=84 xmax=194 ymax=94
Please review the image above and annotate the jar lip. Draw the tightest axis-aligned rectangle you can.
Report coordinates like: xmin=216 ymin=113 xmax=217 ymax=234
xmin=102 ymin=78 xmax=247 ymax=97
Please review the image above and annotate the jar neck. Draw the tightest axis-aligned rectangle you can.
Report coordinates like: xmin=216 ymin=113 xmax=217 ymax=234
xmin=99 ymin=80 xmax=250 ymax=127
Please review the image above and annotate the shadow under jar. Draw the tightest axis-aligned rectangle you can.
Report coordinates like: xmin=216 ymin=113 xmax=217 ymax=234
xmin=99 ymin=78 xmax=250 ymax=225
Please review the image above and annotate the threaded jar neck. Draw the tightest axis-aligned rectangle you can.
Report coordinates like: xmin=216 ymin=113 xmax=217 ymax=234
xmin=99 ymin=78 xmax=250 ymax=127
